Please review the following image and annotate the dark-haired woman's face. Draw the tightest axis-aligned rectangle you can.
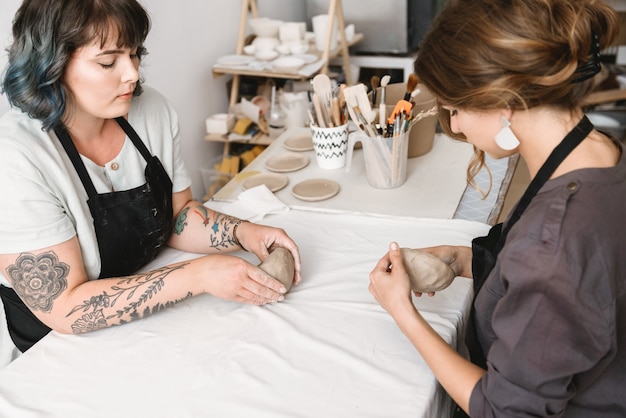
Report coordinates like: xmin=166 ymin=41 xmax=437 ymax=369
xmin=63 ymin=36 xmax=140 ymax=123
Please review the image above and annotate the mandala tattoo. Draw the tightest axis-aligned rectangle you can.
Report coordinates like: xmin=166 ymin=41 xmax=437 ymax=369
xmin=67 ymin=264 xmax=191 ymax=334
xmin=7 ymin=252 xmax=69 ymax=313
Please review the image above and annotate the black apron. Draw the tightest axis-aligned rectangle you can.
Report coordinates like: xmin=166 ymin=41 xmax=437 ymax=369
xmin=466 ymin=116 xmax=593 ymax=369
xmin=0 ymin=117 xmax=173 ymax=352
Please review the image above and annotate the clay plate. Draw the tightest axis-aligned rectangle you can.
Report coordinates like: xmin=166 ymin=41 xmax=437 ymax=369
xmin=283 ymin=132 xmax=314 ymax=152
xmin=241 ymin=172 xmax=289 ymax=192
xmin=265 ymin=152 xmax=309 ymax=173
xmin=291 ymin=179 xmax=340 ymax=201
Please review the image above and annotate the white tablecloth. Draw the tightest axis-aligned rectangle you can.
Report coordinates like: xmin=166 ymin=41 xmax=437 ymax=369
xmin=0 ymin=210 xmax=490 ymax=418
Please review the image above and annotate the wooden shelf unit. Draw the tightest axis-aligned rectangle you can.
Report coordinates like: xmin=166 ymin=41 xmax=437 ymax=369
xmin=208 ymin=0 xmax=359 ymax=159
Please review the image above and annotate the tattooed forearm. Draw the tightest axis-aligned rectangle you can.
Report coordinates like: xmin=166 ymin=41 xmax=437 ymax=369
xmin=66 ymin=263 xmax=190 ymax=334
xmin=7 ymin=252 xmax=69 ymax=313
xmin=173 ymin=207 xmax=190 ymax=235
xmin=174 ymin=204 xmax=240 ymax=250
xmin=207 ymin=212 xmax=239 ymax=250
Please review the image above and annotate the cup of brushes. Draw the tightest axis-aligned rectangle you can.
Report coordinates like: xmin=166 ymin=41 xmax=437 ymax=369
xmin=341 ymin=82 xmax=410 ymax=188
xmin=309 ymin=74 xmax=349 ymax=169
xmin=339 ymin=74 xmax=437 ymax=188
xmin=371 ymin=73 xmax=438 ymax=158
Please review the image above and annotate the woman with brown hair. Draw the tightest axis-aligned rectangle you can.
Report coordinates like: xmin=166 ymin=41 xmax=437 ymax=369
xmin=369 ymin=0 xmax=626 ymax=416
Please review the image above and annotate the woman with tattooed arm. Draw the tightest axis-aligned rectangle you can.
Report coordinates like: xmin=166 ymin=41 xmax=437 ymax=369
xmin=0 ymin=0 xmax=301 ymax=353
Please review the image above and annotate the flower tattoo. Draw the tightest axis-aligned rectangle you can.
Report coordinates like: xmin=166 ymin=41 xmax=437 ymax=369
xmin=7 ymin=252 xmax=69 ymax=313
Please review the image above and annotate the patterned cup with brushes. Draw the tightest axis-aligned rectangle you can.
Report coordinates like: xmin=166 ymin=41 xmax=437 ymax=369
xmin=310 ymin=122 xmax=349 ymax=169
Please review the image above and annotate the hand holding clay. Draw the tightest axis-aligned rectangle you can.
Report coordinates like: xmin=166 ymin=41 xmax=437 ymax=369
xmin=399 ymin=248 xmax=456 ymax=293
xmin=257 ymin=247 xmax=295 ymax=292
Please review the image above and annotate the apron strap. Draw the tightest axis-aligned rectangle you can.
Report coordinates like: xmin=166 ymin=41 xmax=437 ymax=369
xmin=466 ymin=115 xmax=594 ymax=369
xmin=54 ymin=124 xmax=98 ymax=198
xmin=114 ymin=116 xmax=154 ymax=162
xmin=53 ymin=118 xmax=154 ymax=199
xmin=494 ymin=115 xmax=593 ymax=253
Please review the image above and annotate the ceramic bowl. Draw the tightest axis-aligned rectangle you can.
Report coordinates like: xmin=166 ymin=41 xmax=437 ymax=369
xmin=272 ymin=57 xmax=305 ymax=73
xmin=249 ymin=18 xmax=282 ymax=38
xmin=252 ymin=36 xmax=280 ymax=52
xmin=255 ymin=49 xmax=279 ymax=61
xmin=289 ymin=43 xmax=309 ymax=55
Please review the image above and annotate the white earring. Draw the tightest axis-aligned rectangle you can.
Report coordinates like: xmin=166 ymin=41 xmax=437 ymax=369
xmin=494 ymin=116 xmax=520 ymax=151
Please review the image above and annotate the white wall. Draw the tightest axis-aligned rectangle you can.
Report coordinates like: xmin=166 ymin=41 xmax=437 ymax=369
xmin=1 ymin=0 xmax=305 ymax=200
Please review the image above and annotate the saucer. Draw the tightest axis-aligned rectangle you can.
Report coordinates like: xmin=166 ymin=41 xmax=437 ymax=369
xmin=242 ymin=173 xmax=289 ymax=192
xmin=265 ymin=152 xmax=309 ymax=173
xmin=291 ymin=179 xmax=340 ymax=201
xmin=216 ymin=55 xmax=254 ymax=66
xmin=283 ymin=132 xmax=314 ymax=152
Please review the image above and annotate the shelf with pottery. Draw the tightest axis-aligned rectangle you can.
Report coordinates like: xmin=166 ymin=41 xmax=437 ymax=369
xmin=213 ymin=0 xmax=359 ymax=109
xmin=211 ymin=33 xmax=363 ymax=83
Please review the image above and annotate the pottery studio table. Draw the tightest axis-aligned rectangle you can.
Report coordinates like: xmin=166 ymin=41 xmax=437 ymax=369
xmin=0 ymin=129 xmax=515 ymax=418
xmin=213 ymin=127 xmax=515 ymax=225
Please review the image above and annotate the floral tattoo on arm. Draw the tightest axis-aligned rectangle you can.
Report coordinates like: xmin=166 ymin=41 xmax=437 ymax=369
xmin=7 ymin=251 xmax=192 ymax=334
xmin=66 ymin=264 xmax=191 ymax=334
xmin=173 ymin=205 xmax=239 ymax=250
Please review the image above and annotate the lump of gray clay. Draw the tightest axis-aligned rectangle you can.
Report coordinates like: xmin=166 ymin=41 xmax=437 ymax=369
xmin=258 ymin=247 xmax=295 ymax=292
xmin=400 ymin=248 xmax=456 ymax=293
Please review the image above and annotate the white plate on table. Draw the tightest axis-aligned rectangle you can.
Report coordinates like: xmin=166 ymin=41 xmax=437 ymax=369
xmin=241 ymin=173 xmax=289 ymax=192
xmin=265 ymin=152 xmax=309 ymax=173
xmin=216 ymin=55 xmax=254 ymax=66
xmin=283 ymin=132 xmax=314 ymax=152
xmin=291 ymin=179 xmax=340 ymax=202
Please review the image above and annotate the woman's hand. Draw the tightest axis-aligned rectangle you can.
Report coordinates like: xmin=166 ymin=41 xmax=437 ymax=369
xmin=235 ymin=221 xmax=302 ymax=285
xmin=369 ymin=242 xmax=416 ymax=319
xmin=418 ymin=245 xmax=473 ymax=279
xmin=197 ymin=253 xmax=287 ymax=305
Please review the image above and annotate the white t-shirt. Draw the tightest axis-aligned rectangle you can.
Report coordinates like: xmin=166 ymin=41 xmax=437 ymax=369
xmin=0 ymin=86 xmax=191 ymax=285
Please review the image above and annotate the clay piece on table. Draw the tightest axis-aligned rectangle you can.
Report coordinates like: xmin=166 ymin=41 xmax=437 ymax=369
xmin=257 ymin=247 xmax=295 ymax=292
xmin=400 ymin=248 xmax=456 ymax=293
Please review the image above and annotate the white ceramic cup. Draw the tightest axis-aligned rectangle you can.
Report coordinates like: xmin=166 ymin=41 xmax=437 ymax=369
xmin=279 ymin=22 xmax=305 ymax=42
xmin=311 ymin=123 xmax=349 ymax=169
xmin=311 ymin=14 xmax=338 ymax=52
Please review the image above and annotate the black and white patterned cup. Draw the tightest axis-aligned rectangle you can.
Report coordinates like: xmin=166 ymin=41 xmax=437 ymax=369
xmin=310 ymin=123 xmax=349 ymax=169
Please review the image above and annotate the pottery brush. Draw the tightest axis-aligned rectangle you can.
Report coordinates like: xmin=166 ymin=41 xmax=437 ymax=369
xmin=404 ymin=73 xmax=419 ymax=101
xmin=409 ymin=87 xmax=422 ymax=109
xmin=379 ymin=75 xmax=391 ymax=128
xmin=370 ymin=75 xmax=380 ymax=106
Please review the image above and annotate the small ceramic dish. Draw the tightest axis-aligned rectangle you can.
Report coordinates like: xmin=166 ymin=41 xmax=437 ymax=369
xmin=242 ymin=173 xmax=289 ymax=192
xmin=216 ymin=55 xmax=254 ymax=66
xmin=291 ymin=179 xmax=340 ymax=201
xmin=272 ymin=57 xmax=305 ymax=73
xmin=283 ymin=132 xmax=314 ymax=152
xmin=255 ymin=49 xmax=279 ymax=61
xmin=264 ymin=152 xmax=309 ymax=173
